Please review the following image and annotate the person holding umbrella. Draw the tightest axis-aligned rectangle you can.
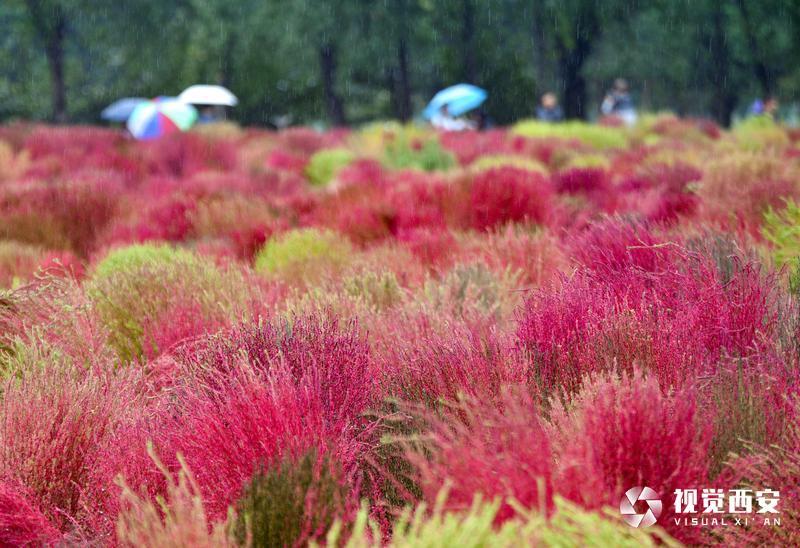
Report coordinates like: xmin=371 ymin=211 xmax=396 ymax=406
xmin=178 ymin=85 xmax=238 ymax=124
xmin=431 ymin=105 xmax=474 ymax=131
xmin=424 ymin=84 xmax=486 ymax=131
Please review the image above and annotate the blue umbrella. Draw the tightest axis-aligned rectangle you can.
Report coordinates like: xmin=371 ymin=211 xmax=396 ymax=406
xmin=423 ymin=84 xmax=487 ymax=119
xmin=101 ymin=97 xmax=147 ymax=122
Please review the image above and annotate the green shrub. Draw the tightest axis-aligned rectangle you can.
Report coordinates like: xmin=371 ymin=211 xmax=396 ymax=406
xmin=382 ymin=135 xmax=456 ymax=172
xmin=512 ymin=120 xmax=628 ymax=150
xmin=92 ymin=243 xmax=194 ymax=280
xmin=88 ymin=243 xmax=249 ymax=363
xmin=234 ymin=450 xmax=349 ymax=548
xmin=733 ymin=116 xmax=789 ymax=151
xmin=763 ymin=200 xmax=800 ymax=268
xmin=470 ymin=154 xmax=548 ymax=175
xmin=323 ymin=491 xmax=675 ymax=547
xmin=254 ymin=228 xmax=352 ymax=284
xmin=420 ymin=263 xmax=520 ymax=319
xmin=562 ymin=153 xmax=611 ymax=170
xmin=343 ymin=270 xmax=404 ymax=310
xmin=305 ymin=148 xmax=355 ymax=186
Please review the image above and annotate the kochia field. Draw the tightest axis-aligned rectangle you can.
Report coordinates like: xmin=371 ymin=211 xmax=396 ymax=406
xmin=0 ymin=116 xmax=797 ymax=546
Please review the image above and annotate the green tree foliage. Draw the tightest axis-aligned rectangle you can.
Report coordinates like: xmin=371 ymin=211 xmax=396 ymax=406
xmin=2 ymin=0 xmax=800 ymax=126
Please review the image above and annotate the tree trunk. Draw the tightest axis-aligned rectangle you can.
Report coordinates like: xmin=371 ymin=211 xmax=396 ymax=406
xmin=558 ymin=43 xmax=590 ymax=119
xmin=394 ymin=38 xmax=412 ymax=121
xmin=46 ymin=17 xmax=67 ymax=123
xmin=319 ymin=43 xmax=346 ymax=125
xmin=461 ymin=0 xmax=476 ymax=83
xmin=530 ymin=6 xmax=550 ymax=94
xmin=554 ymin=7 xmax=598 ymax=120
xmin=734 ymin=0 xmax=774 ymax=96
xmin=26 ymin=0 xmax=67 ymax=123
xmin=709 ymin=6 xmax=737 ymax=127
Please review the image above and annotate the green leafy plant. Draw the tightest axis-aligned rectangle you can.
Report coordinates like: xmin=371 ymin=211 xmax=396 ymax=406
xmin=512 ymin=120 xmax=628 ymax=150
xmin=234 ymin=450 xmax=350 ymax=548
xmin=733 ymin=116 xmax=789 ymax=151
xmin=305 ymin=148 xmax=355 ymax=186
xmin=763 ymin=199 xmax=800 ymax=268
xmin=382 ymin=135 xmax=456 ymax=172
xmin=323 ymin=490 xmax=676 ymax=547
xmin=469 ymin=154 xmax=549 ymax=175
xmin=254 ymin=228 xmax=352 ymax=285
xmin=88 ymin=244 xmax=249 ymax=363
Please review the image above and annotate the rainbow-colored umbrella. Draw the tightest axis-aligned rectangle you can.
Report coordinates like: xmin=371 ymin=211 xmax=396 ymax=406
xmin=126 ymin=97 xmax=197 ymax=140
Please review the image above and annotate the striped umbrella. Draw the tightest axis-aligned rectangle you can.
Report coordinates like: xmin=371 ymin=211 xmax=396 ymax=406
xmin=126 ymin=97 xmax=197 ymax=140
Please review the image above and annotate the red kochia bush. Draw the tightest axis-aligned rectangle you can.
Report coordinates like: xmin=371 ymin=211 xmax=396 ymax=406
xmin=119 ymin=316 xmax=379 ymax=522
xmin=410 ymin=390 xmax=553 ymax=523
xmin=555 ymin=166 xmax=609 ymax=194
xmin=265 ymin=149 xmax=308 ymax=176
xmin=0 ymin=175 xmax=122 ymax=257
xmin=0 ymin=480 xmax=61 ymax=546
xmin=551 ymin=372 xmax=712 ymax=544
xmin=519 ymin=220 xmax=780 ymax=393
xmin=568 ymin=217 xmax=682 ymax=275
xmin=141 ymin=133 xmax=237 ymax=177
xmin=0 ymin=365 xmax=135 ymax=536
xmin=381 ymin=318 xmax=528 ymax=405
xmin=469 ymin=167 xmax=554 ymax=231
xmin=386 ymin=170 xmax=450 ymax=234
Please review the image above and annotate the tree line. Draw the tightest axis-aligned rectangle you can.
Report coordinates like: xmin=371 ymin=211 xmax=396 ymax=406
xmin=2 ymin=0 xmax=799 ymax=127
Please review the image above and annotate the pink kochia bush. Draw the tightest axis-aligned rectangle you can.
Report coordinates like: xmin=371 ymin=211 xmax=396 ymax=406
xmin=518 ymin=218 xmax=779 ymax=395
xmin=108 ymin=315 xmax=378 ymax=530
xmin=469 ymin=166 xmax=555 ymax=230
xmin=550 ymin=372 xmax=712 ymax=544
xmin=410 ymin=390 xmax=554 ymax=524
xmin=0 ymin=480 xmax=61 ymax=546
xmin=0 ymin=360 xmax=138 ymax=540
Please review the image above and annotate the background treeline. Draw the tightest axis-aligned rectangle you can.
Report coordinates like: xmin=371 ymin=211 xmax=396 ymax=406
xmin=2 ymin=0 xmax=799 ymax=127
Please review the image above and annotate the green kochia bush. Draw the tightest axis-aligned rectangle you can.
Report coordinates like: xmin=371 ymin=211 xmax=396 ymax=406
xmin=733 ymin=116 xmax=789 ymax=151
xmin=323 ymin=492 xmax=675 ymax=547
xmin=305 ymin=148 xmax=355 ymax=186
xmin=763 ymin=199 xmax=800 ymax=268
xmin=469 ymin=154 xmax=548 ymax=175
xmin=382 ymin=135 xmax=456 ymax=172
xmin=512 ymin=120 xmax=628 ymax=150
xmin=88 ymin=243 xmax=250 ymax=363
xmin=254 ymin=228 xmax=352 ymax=285
xmin=234 ymin=450 xmax=351 ymax=547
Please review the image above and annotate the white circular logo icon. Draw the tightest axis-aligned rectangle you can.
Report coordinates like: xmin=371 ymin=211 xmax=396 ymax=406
xmin=620 ymin=486 xmax=662 ymax=528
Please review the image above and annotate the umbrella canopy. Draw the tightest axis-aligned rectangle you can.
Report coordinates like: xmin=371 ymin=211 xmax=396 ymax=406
xmin=101 ymin=97 xmax=147 ymax=122
xmin=178 ymin=85 xmax=238 ymax=107
xmin=423 ymin=84 xmax=487 ymax=119
xmin=126 ymin=97 xmax=197 ymax=140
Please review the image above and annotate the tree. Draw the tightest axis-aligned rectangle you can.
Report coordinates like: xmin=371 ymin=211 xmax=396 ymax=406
xmin=532 ymin=0 xmax=641 ymax=120
xmin=22 ymin=0 xmax=68 ymax=122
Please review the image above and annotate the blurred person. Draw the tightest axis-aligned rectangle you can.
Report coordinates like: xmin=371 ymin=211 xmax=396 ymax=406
xmin=536 ymin=92 xmax=564 ymax=122
xmin=601 ymin=78 xmax=637 ymax=126
xmin=748 ymin=98 xmax=765 ymax=116
xmin=431 ymin=105 xmax=473 ymax=131
xmin=748 ymin=96 xmax=779 ymax=119
xmin=764 ymin=97 xmax=779 ymax=118
xmin=469 ymin=109 xmax=491 ymax=130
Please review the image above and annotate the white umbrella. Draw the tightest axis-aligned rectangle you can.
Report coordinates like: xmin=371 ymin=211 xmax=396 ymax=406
xmin=178 ymin=84 xmax=238 ymax=107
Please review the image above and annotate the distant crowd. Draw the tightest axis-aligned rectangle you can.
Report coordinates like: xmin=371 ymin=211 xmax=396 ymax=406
xmin=431 ymin=77 xmax=781 ymax=132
